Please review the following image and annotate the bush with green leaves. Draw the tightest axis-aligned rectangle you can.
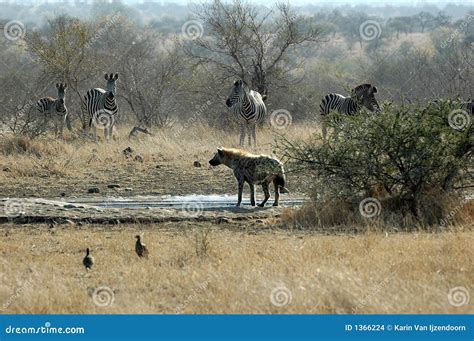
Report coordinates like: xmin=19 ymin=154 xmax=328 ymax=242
xmin=279 ymin=100 xmax=472 ymax=223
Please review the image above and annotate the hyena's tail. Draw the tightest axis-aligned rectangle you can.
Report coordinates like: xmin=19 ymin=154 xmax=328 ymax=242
xmin=275 ymin=174 xmax=289 ymax=194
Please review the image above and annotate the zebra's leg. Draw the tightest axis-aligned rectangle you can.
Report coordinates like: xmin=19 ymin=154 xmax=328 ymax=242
xmin=239 ymin=123 xmax=245 ymax=146
xmin=109 ymin=124 xmax=114 ymax=140
xmin=236 ymin=179 xmax=244 ymax=207
xmin=258 ymin=182 xmax=270 ymax=207
xmin=272 ymin=179 xmax=280 ymax=206
xmin=321 ymin=115 xmax=327 ymax=141
xmin=251 ymin=124 xmax=257 ymax=147
xmin=247 ymin=124 xmax=252 ymax=146
xmin=59 ymin=115 xmax=65 ymax=138
xmin=248 ymin=182 xmax=256 ymax=206
xmin=91 ymin=121 xmax=98 ymax=142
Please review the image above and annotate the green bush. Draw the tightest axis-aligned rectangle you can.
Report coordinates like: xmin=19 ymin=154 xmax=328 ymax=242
xmin=279 ymin=100 xmax=472 ymax=225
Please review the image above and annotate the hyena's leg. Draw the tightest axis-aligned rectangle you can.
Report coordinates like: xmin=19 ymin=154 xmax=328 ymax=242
xmin=258 ymin=182 xmax=270 ymax=207
xmin=236 ymin=179 xmax=244 ymax=207
xmin=273 ymin=179 xmax=280 ymax=206
xmin=239 ymin=123 xmax=245 ymax=146
xmin=248 ymin=182 xmax=256 ymax=206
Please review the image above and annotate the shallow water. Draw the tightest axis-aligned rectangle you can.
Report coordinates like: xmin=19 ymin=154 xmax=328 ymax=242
xmin=66 ymin=194 xmax=307 ymax=210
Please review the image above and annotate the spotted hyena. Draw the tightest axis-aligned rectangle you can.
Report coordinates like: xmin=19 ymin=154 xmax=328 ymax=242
xmin=209 ymin=147 xmax=289 ymax=207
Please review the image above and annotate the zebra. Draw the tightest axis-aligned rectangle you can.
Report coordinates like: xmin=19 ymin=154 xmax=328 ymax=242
xmin=320 ymin=83 xmax=380 ymax=140
xmin=225 ymin=79 xmax=267 ymax=147
xmin=82 ymin=73 xmax=119 ymax=141
xmin=36 ymin=83 xmax=70 ymax=137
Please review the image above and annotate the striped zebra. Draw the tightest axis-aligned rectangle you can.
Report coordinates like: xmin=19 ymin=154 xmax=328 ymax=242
xmin=226 ymin=79 xmax=267 ymax=147
xmin=82 ymin=73 xmax=119 ymax=141
xmin=320 ymin=83 xmax=380 ymax=140
xmin=36 ymin=83 xmax=71 ymax=137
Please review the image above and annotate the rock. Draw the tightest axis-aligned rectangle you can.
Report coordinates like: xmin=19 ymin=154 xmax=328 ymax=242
xmin=124 ymin=187 xmax=133 ymax=192
xmin=87 ymin=187 xmax=100 ymax=194
xmin=107 ymin=184 xmax=121 ymax=189
xmin=2 ymin=167 xmax=11 ymax=172
xmin=193 ymin=161 xmax=202 ymax=168
xmin=134 ymin=155 xmax=144 ymax=163
xmin=63 ymin=204 xmax=76 ymax=209
xmin=60 ymin=192 xmax=66 ymax=197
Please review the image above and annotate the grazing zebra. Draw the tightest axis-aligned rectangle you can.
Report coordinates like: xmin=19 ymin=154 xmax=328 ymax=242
xmin=320 ymin=83 xmax=380 ymax=140
xmin=82 ymin=73 xmax=119 ymax=141
xmin=226 ymin=79 xmax=267 ymax=147
xmin=36 ymin=83 xmax=70 ymax=137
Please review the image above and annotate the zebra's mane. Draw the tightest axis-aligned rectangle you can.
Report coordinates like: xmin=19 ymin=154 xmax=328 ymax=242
xmin=352 ymin=83 xmax=375 ymax=98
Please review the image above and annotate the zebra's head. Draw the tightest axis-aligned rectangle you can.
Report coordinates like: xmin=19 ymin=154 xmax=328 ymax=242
xmin=352 ymin=84 xmax=380 ymax=112
xmin=226 ymin=79 xmax=247 ymax=108
xmin=55 ymin=83 xmax=67 ymax=104
xmin=104 ymin=73 xmax=119 ymax=99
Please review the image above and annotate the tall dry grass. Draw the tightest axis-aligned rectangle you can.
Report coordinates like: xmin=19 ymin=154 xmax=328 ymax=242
xmin=0 ymin=223 xmax=472 ymax=314
xmin=0 ymin=124 xmax=315 ymax=178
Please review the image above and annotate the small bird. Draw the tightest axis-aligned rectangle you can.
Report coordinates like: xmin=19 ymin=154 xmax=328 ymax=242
xmin=135 ymin=235 xmax=149 ymax=259
xmin=83 ymin=248 xmax=94 ymax=270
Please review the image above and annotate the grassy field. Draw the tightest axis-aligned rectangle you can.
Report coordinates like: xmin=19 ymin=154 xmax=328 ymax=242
xmin=0 ymin=124 xmax=313 ymax=198
xmin=0 ymin=222 xmax=472 ymax=314
xmin=0 ymin=125 xmax=472 ymax=314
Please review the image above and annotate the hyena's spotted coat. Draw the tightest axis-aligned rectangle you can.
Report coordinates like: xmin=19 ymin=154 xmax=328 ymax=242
xmin=209 ymin=147 xmax=289 ymax=207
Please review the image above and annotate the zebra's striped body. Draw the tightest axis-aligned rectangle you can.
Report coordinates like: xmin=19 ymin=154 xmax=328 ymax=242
xmin=226 ymin=80 xmax=267 ymax=147
xmin=82 ymin=73 xmax=119 ymax=141
xmin=320 ymin=83 xmax=380 ymax=140
xmin=37 ymin=83 xmax=69 ymax=137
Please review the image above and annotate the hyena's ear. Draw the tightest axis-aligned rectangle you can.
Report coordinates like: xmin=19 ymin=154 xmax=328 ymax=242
xmin=56 ymin=83 xmax=59 ymax=89
xmin=114 ymin=73 xmax=119 ymax=80
xmin=104 ymin=73 xmax=109 ymax=80
xmin=372 ymin=86 xmax=377 ymax=94
xmin=217 ymin=148 xmax=224 ymax=156
xmin=63 ymin=83 xmax=67 ymax=89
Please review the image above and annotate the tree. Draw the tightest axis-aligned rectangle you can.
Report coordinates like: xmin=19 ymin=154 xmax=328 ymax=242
xmin=27 ymin=15 xmax=103 ymax=130
xmin=417 ymin=11 xmax=435 ymax=33
xmin=186 ymin=0 xmax=323 ymax=96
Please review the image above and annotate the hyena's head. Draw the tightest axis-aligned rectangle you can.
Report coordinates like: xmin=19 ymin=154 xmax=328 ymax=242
xmin=104 ymin=73 xmax=119 ymax=99
xmin=209 ymin=148 xmax=225 ymax=166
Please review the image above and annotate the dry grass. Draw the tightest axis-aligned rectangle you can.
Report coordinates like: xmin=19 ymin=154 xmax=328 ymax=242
xmin=0 ymin=124 xmax=314 ymax=197
xmin=0 ymin=223 xmax=472 ymax=314
xmin=0 ymin=124 xmax=472 ymax=315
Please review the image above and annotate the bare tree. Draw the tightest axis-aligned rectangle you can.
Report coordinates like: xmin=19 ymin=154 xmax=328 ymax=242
xmin=186 ymin=0 xmax=323 ymax=95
